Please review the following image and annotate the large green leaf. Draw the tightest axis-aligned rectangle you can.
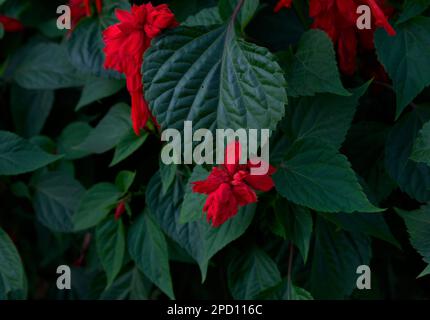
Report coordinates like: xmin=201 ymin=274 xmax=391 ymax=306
xmin=0 ymin=130 xmax=62 ymax=176
xmin=67 ymin=18 xmax=122 ymax=79
xmin=146 ymin=171 xmax=255 ymax=281
xmin=309 ymin=218 xmax=371 ymax=299
xmin=143 ymin=25 xmax=287 ymax=133
xmin=258 ymin=280 xmax=313 ymax=300
xmin=77 ymin=103 xmax=131 ymax=154
xmin=183 ymin=7 xmax=222 ymax=27
xmin=12 ymin=42 xmax=85 ymax=90
xmin=385 ymin=106 xmax=430 ymax=202
xmin=280 ymin=84 xmax=368 ymax=151
xmin=375 ymin=17 xmax=430 ymax=117
xmin=0 ymin=228 xmax=27 ymax=298
xmin=179 ymin=166 xmax=208 ymax=224
xmin=110 ymin=131 xmax=147 ymax=167
xmin=319 ymin=212 xmax=399 ymax=248
xmin=10 ymin=85 xmax=54 ymax=138
xmin=218 ymin=0 xmax=259 ymax=31
xmin=57 ymin=122 xmax=92 ymax=160
xmin=128 ymin=212 xmax=174 ymax=299
xmin=32 ymin=171 xmax=85 ymax=233
xmin=228 ymin=248 xmax=281 ymax=299
xmin=411 ymin=119 xmax=430 ymax=165
xmin=99 ymin=267 xmax=152 ymax=300
xmin=396 ymin=206 xmax=430 ymax=264
xmin=397 ymin=0 xmax=430 ymax=24
xmin=73 ymin=183 xmax=122 ymax=231
xmin=96 ymin=217 xmax=125 ymax=288
xmin=271 ymin=198 xmax=313 ymax=262
xmin=274 ymin=138 xmax=381 ymax=213
xmin=76 ymin=77 xmax=124 ymax=111
xmin=281 ymin=30 xmax=349 ymax=97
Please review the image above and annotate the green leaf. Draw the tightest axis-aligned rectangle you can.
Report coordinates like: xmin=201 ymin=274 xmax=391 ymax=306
xmin=281 ymin=30 xmax=349 ymax=97
xmin=258 ymin=280 xmax=313 ymax=300
xmin=147 ymin=171 xmax=256 ymax=281
xmin=375 ymin=17 xmax=430 ymax=118
xmin=396 ymin=206 xmax=430 ymax=264
xmin=10 ymin=85 xmax=54 ymax=138
xmin=0 ymin=130 xmax=62 ymax=176
xmin=228 ymin=248 xmax=281 ymax=299
xmin=57 ymin=122 xmax=92 ymax=160
xmin=310 ymin=217 xmax=371 ymax=299
xmin=274 ymin=138 xmax=381 ymax=213
xmin=397 ymin=0 xmax=430 ymax=24
xmin=67 ymin=18 xmax=122 ymax=79
xmin=143 ymin=26 xmax=287 ymax=133
xmin=13 ymin=42 xmax=85 ymax=90
xmin=179 ymin=166 xmax=207 ymax=224
xmin=271 ymin=198 xmax=312 ymax=263
xmin=115 ymin=170 xmax=135 ymax=193
xmin=385 ymin=106 xmax=430 ymax=202
xmin=418 ymin=264 xmax=430 ymax=278
xmin=0 ymin=228 xmax=26 ymax=298
xmin=280 ymin=84 xmax=368 ymax=150
xmin=73 ymin=183 xmax=121 ymax=231
xmin=100 ymin=267 xmax=152 ymax=300
xmin=0 ymin=23 xmax=4 ymax=39
xmin=109 ymin=130 xmax=147 ymax=167
xmin=96 ymin=217 xmax=126 ymax=288
xmin=160 ymin=162 xmax=178 ymax=195
xmin=183 ymin=7 xmax=222 ymax=27
xmin=76 ymin=77 xmax=124 ymax=111
xmin=411 ymin=119 xmax=430 ymax=165
xmin=319 ymin=212 xmax=399 ymax=248
xmin=77 ymin=103 xmax=131 ymax=154
xmin=32 ymin=171 xmax=85 ymax=233
xmin=218 ymin=0 xmax=259 ymax=31
xmin=128 ymin=212 xmax=174 ymax=299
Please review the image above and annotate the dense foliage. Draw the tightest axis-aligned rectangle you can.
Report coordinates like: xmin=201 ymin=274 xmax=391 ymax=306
xmin=1 ymin=0 xmax=430 ymax=300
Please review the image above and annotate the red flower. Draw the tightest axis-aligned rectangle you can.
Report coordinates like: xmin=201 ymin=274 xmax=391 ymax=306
xmin=192 ymin=142 xmax=276 ymax=227
xmin=277 ymin=0 xmax=396 ymax=75
xmin=0 ymin=15 xmax=24 ymax=32
xmin=309 ymin=0 xmax=396 ymax=75
xmin=69 ymin=0 xmax=103 ymax=28
xmin=103 ymin=3 xmax=178 ymax=135
xmin=114 ymin=201 xmax=126 ymax=220
xmin=274 ymin=0 xmax=293 ymax=12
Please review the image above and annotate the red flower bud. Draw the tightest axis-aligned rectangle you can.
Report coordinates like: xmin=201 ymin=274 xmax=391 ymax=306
xmin=114 ymin=201 xmax=126 ymax=220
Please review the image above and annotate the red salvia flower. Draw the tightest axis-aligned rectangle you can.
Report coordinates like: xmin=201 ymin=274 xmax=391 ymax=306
xmin=0 ymin=15 xmax=24 ymax=32
xmin=102 ymin=3 xmax=178 ymax=135
xmin=114 ymin=200 xmax=126 ymax=220
xmin=69 ymin=0 xmax=103 ymax=28
xmin=309 ymin=0 xmax=396 ymax=75
xmin=192 ymin=141 xmax=276 ymax=227
xmin=274 ymin=0 xmax=293 ymax=13
xmin=276 ymin=0 xmax=396 ymax=75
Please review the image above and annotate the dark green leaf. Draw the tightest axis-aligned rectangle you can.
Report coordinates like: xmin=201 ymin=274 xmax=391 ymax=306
xmin=110 ymin=130 xmax=147 ymax=167
xmin=57 ymin=122 xmax=92 ymax=160
xmin=183 ymin=7 xmax=222 ymax=27
xmin=310 ymin=218 xmax=371 ymax=299
xmin=76 ymin=77 xmax=124 ymax=111
xmin=96 ymin=217 xmax=125 ymax=287
xmin=0 ymin=228 xmax=27 ymax=298
xmin=143 ymin=26 xmax=287 ymax=133
xmin=33 ymin=171 xmax=85 ymax=233
xmin=271 ymin=198 xmax=313 ymax=262
xmin=115 ymin=170 xmax=135 ymax=193
xmin=274 ymin=138 xmax=381 ymax=213
xmin=218 ymin=0 xmax=259 ymax=31
xmin=281 ymin=30 xmax=349 ymax=97
xmin=228 ymin=248 xmax=281 ymax=299
xmin=73 ymin=183 xmax=121 ymax=231
xmin=128 ymin=212 xmax=174 ymax=299
xmin=77 ymin=103 xmax=131 ymax=154
xmin=179 ymin=166 xmax=207 ymax=224
xmin=0 ymin=130 xmax=62 ymax=176
xmin=10 ymin=85 xmax=54 ymax=138
xmin=398 ymin=0 xmax=430 ymax=24
xmin=375 ymin=17 xmax=430 ymax=117
xmin=411 ymin=119 xmax=430 ymax=165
